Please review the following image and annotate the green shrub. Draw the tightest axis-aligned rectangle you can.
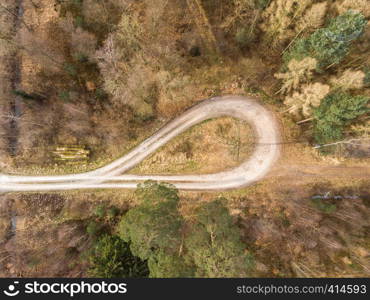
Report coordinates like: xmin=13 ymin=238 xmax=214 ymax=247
xmin=283 ymin=11 xmax=367 ymax=71
xmin=63 ymin=63 xmax=78 ymax=77
xmin=88 ymin=235 xmax=149 ymax=278
xmin=86 ymin=221 xmax=102 ymax=237
xmin=74 ymin=15 xmax=85 ymax=28
xmin=313 ymin=93 xmax=369 ymax=144
xmin=58 ymin=90 xmax=70 ymax=102
xmin=94 ymin=204 xmax=106 ymax=219
xmin=311 ymin=199 xmax=337 ymax=214
xmin=107 ymin=206 xmax=120 ymax=220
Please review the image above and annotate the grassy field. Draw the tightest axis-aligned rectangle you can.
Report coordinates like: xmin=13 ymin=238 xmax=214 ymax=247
xmin=130 ymin=117 xmax=255 ymax=175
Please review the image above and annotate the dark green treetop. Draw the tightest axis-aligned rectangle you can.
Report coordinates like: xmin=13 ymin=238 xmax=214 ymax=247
xmin=118 ymin=181 xmax=183 ymax=260
xmin=283 ymin=11 xmax=367 ymax=71
xmin=185 ymin=199 xmax=255 ymax=278
xmin=313 ymin=93 xmax=369 ymax=144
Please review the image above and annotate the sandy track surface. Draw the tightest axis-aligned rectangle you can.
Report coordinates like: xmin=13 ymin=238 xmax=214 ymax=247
xmin=0 ymin=96 xmax=281 ymax=191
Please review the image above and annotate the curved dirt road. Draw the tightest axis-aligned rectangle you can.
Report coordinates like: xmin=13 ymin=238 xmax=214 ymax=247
xmin=0 ymin=96 xmax=280 ymax=191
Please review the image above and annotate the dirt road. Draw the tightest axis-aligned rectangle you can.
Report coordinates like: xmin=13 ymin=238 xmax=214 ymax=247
xmin=0 ymin=96 xmax=281 ymax=191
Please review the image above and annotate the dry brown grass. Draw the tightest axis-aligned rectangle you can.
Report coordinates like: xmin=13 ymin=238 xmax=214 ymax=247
xmin=0 ymin=189 xmax=135 ymax=277
xmin=186 ymin=0 xmax=220 ymax=56
xmin=0 ymin=0 xmax=17 ymax=165
xmin=1 ymin=0 xmax=369 ymax=279
xmin=174 ymin=109 xmax=370 ymax=277
xmin=179 ymin=175 xmax=370 ymax=277
xmin=130 ymin=117 xmax=254 ymax=175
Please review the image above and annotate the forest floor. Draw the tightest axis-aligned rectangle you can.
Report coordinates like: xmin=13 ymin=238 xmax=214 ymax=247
xmin=0 ymin=0 xmax=369 ymax=278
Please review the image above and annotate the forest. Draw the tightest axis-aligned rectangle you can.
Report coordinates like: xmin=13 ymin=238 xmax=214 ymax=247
xmin=0 ymin=0 xmax=369 ymax=278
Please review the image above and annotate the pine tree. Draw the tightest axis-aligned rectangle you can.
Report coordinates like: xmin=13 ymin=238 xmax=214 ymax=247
xmin=147 ymin=251 xmax=195 ymax=278
xmin=185 ymin=199 xmax=255 ymax=278
xmin=283 ymin=11 xmax=367 ymax=71
xmin=118 ymin=181 xmax=183 ymax=260
xmin=88 ymin=235 xmax=149 ymax=278
xmin=313 ymin=93 xmax=369 ymax=144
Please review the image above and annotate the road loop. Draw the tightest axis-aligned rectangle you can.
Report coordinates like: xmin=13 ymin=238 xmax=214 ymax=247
xmin=0 ymin=96 xmax=280 ymax=191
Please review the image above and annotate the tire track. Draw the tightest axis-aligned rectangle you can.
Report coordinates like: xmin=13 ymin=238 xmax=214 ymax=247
xmin=0 ymin=96 xmax=281 ymax=191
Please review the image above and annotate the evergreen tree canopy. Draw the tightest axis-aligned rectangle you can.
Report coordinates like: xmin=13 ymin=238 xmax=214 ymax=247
xmin=118 ymin=182 xmax=255 ymax=278
xmin=185 ymin=199 xmax=254 ymax=278
xmin=118 ymin=181 xmax=183 ymax=260
xmin=313 ymin=93 xmax=369 ymax=144
xmin=147 ymin=250 xmax=195 ymax=278
xmin=284 ymin=11 xmax=367 ymax=71
xmin=88 ymin=234 xmax=149 ymax=278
